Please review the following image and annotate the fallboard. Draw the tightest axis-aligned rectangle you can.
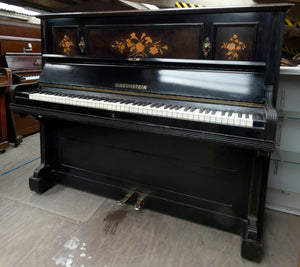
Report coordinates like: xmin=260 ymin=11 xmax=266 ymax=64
xmin=39 ymin=57 xmax=265 ymax=104
xmin=5 ymin=53 xmax=42 ymax=72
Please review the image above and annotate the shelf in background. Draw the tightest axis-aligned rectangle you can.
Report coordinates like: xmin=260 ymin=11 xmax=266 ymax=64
xmin=271 ymin=150 xmax=300 ymax=165
xmin=280 ymin=65 xmax=300 ymax=75
xmin=266 ymin=187 xmax=300 ymax=216
xmin=277 ymin=110 xmax=300 ymax=120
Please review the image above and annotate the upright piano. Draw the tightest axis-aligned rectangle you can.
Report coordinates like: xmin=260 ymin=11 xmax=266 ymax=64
xmin=10 ymin=4 xmax=292 ymax=261
xmin=5 ymin=53 xmax=42 ymax=145
xmin=0 ymin=67 xmax=12 ymax=152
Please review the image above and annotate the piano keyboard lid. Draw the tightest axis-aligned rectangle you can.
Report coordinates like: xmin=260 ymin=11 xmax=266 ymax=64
xmin=38 ymin=55 xmax=267 ymax=105
xmin=5 ymin=53 xmax=42 ymax=72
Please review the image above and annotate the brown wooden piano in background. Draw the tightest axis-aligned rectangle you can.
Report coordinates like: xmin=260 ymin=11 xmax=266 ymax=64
xmin=0 ymin=67 xmax=12 ymax=152
xmin=0 ymin=34 xmax=41 ymax=146
xmin=5 ymin=52 xmax=42 ymax=146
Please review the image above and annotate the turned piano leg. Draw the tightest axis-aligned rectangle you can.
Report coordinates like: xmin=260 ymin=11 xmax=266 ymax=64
xmin=29 ymin=119 xmax=56 ymax=193
xmin=241 ymin=151 xmax=270 ymax=262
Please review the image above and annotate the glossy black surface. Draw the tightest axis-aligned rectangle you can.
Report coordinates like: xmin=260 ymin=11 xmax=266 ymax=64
xmin=10 ymin=4 xmax=292 ymax=262
xmin=39 ymin=57 xmax=265 ymax=103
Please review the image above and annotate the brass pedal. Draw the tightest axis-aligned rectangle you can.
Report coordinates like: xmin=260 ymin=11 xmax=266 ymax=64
xmin=117 ymin=191 xmax=134 ymax=205
xmin=134 ymin=197 xmax=144 ymax=211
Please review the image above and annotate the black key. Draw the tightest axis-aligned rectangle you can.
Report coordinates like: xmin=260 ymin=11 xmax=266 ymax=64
xmin=189 ymin=107 xmax=196 ymax=112
xmin=211 ymin=110 xmax=217 ymax=115
xmin=238 ymin=113 xmax=242 ymax=118
xmin=164 ymin=104 xmax=172 ymax=109
xmin=205 ymin=109 xmax=211 ymax=114
xmin=246 ymin=114 xmax=249 ymax=119
xmin=221 ymin=111 xmax=226 ymax=116
xmin=184 ymin=107 xmax=191 ymax=111
xmin=156 ymin=103 xmax=164 ymax=108
xmin=150 ymin=103 xmax=159 ymax=107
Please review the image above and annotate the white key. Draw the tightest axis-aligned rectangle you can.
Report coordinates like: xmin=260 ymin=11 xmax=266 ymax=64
xmin=204 ymin=110 xmax=212 ymax=122
xmin=232 ymin=113 xmax=240 ymax=126
xmin=28 ymin=92 xmax=257 ymax=129
xmin=246 ymin=114 xmax=253 ymax=127
xmin=227 ymin=113 xmax=234 ymax=125
xmin=210 ymin=111 xmax=217 ymax=123
xmin=215 ymin=111 xmax=222 ymax=124
xmin=240 ymin=114 xmax=247 ymax=127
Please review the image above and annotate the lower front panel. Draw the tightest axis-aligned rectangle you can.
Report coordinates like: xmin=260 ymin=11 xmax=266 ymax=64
xmin=47 ymin=119 xmax=252 ymax=234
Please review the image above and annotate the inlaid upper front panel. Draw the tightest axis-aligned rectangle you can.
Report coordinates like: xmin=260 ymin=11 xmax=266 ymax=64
xmin=87 ymin=24 xmax=203 ymax=59
xmin=52 ymin=26 xmax=79 ymax=56
xmin=42 ymin=7 xmax=279 ymax=63
xmin=212 ymin=23 xmax=258 ymax=61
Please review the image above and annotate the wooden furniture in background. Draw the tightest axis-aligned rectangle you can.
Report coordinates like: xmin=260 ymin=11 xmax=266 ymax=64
xmin=0 ymin=68 xmax=12 ymax=152
xmin=4 ymin=53 xmax=42 ymax=145
xmin=0 ymin=33 xmax=41 ymax=146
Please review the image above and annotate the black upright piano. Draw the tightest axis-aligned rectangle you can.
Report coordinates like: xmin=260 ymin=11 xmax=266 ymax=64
xmin=10 ymin=4 xmax=292 ymax=261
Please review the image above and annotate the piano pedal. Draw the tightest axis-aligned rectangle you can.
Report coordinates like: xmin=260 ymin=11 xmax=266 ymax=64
xmin=134 ymin=197 xmax=144 ymax=211
xmin=117 ymin=191 xmax=134 ymax=205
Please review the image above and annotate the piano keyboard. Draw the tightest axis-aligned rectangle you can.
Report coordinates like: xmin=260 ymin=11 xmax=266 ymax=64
xmin=21 ymin=75 xmax=40 ymax=81
xmin=29 ymin=92 xmax=255 ymax=128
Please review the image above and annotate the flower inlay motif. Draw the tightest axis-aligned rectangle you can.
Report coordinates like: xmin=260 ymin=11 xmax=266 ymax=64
xmin=59 ymin=35 xmax=74 ymax=55
xmin=221 ymin=34 xmax=246 ymax=60
xmin=112 ymin=32 xmax=168 ymax=58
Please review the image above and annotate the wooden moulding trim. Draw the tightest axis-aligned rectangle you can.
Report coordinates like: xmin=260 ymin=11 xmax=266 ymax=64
xmin=0 ymin=18 xmax=40 ymax=29
xmin=0 ymin=35 xmax=41 ymax=42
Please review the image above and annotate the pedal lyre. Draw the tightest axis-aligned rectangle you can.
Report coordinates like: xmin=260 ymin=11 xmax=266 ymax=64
xmin=117 ymin=191 xmax=134 ymax=205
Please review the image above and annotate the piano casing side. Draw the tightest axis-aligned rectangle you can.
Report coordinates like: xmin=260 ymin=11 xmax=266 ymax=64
xmin=10 ymin=4 xmax=292 ymax=261
xmin=0 ymin=68 xmax=12 ymax=152
xmin=4 ymin=52 xmax=42 ymax=145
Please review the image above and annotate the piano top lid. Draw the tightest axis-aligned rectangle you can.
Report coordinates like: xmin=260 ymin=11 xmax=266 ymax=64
xmin=5 ymin=53 xmax=42 ymax=72
xmin=36 ymin=3 xmax=293 ymax=19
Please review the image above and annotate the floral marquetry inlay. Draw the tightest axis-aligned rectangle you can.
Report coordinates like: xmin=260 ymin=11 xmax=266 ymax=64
xmin=112 ymin=32 xmax=168 ymax=58
xmin=59 ymin=35 xmax=75 ymax=55
xmin=221 ymin=34 xmax=246 ymax=60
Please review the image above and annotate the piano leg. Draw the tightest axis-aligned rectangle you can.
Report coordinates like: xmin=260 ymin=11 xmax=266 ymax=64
xmin=6 ymin=93 xmax=22 ymax=146
xmin=0 ymin=140 xmax=9 ymax=153
xmin=0 ymin=89 xmax=9 ymax=152
xmin=29 ymin=119 xmax=56 ymax=193
xmin=241 ymin=151 xmax=270 ymax=262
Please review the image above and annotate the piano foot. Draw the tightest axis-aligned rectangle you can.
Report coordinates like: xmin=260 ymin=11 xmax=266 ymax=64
xmin=117 ymin=191 xmax=134 ymax=205
xmin=0 ymin=140 xmax=9 ymax=153
xmin=134 ymin=197 xmax=144 ymax=211
xmin=13 ymin=135 xmax=23 ymax=147
xmin=29 ymin=163 xmax=55 ymax=194
xmin=241 ymin=239 xmax=263 ymax=262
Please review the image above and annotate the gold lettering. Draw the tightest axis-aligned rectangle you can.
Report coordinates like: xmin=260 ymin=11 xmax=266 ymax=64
xmin=114 ymin=83 xmax=147 ymax=90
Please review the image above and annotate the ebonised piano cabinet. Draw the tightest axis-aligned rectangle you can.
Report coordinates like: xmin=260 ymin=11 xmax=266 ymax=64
xmin=0 ymin=67 xmax=12 ymax=152
xmin=10 ymin=4 xmax=292 ymax=262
